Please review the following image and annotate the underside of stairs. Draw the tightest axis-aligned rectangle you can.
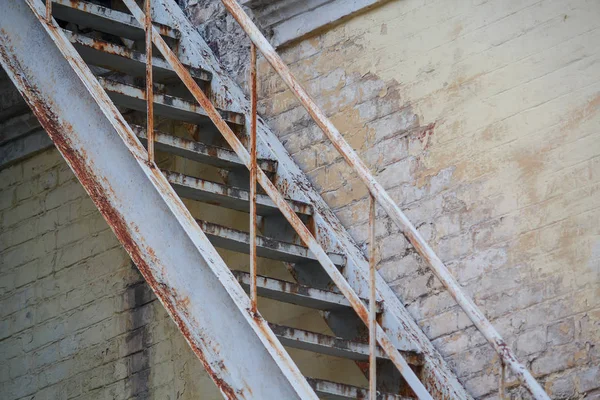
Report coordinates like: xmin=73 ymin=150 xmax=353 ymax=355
xmin=0 ymin=1 xmax=475 ymax=399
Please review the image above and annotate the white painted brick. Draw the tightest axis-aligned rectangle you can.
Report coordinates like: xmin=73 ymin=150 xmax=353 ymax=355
xmin=578 ymin=365 xmax=600 ymax=393
xmin=546 ymin=375 xmax=575 ymax=399
xmin=515 ymin=328 xmax=547 ymax=357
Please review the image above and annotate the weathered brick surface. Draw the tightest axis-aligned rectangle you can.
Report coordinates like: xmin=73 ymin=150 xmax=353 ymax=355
xmin=2 ymin=0 xmax=599 ymax=398
xmin=249 ymin=0 xmax=600 ymax=398
xmin=0 ymin=149 xmax=222 ymax=400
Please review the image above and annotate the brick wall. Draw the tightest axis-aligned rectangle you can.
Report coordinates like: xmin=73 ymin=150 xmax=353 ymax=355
xmin=253 ymin=0 xmax=600 ymax=398
xmin=0 ymin=149 xmax=222 ymax=399
xmin=2 ymin=0 xmax=599 ymax=398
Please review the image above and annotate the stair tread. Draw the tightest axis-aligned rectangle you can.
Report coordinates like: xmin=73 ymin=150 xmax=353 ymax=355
xmin=65 ymin=31 xmax=211 ymax=83
xmin=98 ymin=77 xmax=244 ymax=126
xmin=270 ymin=324 xmax=422 ymax=363
xmin=131 ymin=124 xmax=277 ymax=173
xmin=51 ymin=0 xmax=178 ymax=40
xmin=165 ymin=171 xmax=312 ymax=216
xmin=197 ymin=221 xmax=345 ymax=266
xmin=307 ymin=378 xmax=415 ymax=400
xmin=232 ymin=270 xmax=382 ymax=312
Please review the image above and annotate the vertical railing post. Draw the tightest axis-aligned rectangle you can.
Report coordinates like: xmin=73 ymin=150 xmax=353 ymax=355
xmin=145 ymin=0 xmax=154 ymax=163
xmin=249 ymin=42 xmax=258 ymax=312
xmin=369 ymin=194 xmax=376 ymax=400
xmin=46 ymin=0 xmax=52 ymax=22
xmin=499 ymin=360 xmax=507 ymax=400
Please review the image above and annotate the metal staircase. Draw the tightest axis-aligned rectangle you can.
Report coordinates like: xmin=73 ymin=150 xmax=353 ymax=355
xmin=0 ymin=1 xmax=550 ymax=399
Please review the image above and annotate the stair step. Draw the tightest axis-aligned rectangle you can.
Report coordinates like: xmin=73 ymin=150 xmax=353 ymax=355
xmin=131 ymin=125 xmax=278 ymax=173
xmin=197 ymin=221 xmax=345 ymax=266
xmin=51 ymin=0 xmax=178 ymax=41
xmin=270 ymin=324 xmax=421 ymax=364
xmin=98 ymin=78 xmax=244 ymax=126
xmin=65 ymin=31 xmax=211 ymax=84
xmin=307 ymin=378 xmax=414 ymax=400
xmin=165 ymin=171 xmax=312 ymax=216
xmin=232 ymin=270 xmax=382 ymax=312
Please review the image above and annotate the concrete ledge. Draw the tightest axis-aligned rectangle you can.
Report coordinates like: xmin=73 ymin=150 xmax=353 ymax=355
xmin=245 ymin=0 xmax=390 ymax=47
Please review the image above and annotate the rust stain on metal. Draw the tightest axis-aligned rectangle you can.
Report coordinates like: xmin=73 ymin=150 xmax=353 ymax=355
xmin=64 ymin=0 xmax=177 ymax=38
xmin=249 ymin=41 xmax=258 ymax=313
xmin=145 ymin=0 xmax=155 ymax=163
xmin=368 ymin=193 xmax=376 ymax=400
xmin=45 ymin=0 xmax=52 ymax=22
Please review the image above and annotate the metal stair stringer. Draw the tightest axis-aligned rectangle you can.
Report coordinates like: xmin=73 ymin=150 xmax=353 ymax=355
xmin=0 ymin=2 xmax=319 ymax=399
xmin=153 ymin=0 xmax=470 ymax=398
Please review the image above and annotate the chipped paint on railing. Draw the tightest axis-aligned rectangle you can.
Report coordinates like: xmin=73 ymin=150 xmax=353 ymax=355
xmin=145 ymin=0 xmax=155 ymax=163
xmin=249 ymin=42 xmax=259 ymax=313
xmin=52 ymin=0 xmax=179 ymax=39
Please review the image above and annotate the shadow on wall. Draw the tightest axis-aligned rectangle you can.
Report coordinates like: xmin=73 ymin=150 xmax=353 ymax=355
xmin=122 ymin=265 xmax=155 ymax=398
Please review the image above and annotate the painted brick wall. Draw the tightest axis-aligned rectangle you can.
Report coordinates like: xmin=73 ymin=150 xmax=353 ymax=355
xmin=0 ymin=148 xmax=222 ymax=400
xmin=251 ymin=0 xmax=600 ymax=398
xmin=2 ymin=0 xmax=599 ymax=398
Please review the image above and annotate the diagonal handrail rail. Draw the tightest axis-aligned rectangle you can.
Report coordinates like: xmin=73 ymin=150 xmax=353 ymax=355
xmin=121 ymin=0 xmax=434 ymax=398
xmin=218 ymin=1 xmax=551 ymax=399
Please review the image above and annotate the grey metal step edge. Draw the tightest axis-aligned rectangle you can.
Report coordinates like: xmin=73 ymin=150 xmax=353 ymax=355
xmin=98 ymin=77 xmax=245 ymax=126
xmin=197 ymin=220 xmax=346 ymax=266
xmin=232 ymin=270 xmax=382 ymax=312
xmin=307 ymin=378 xmax=414 ymax=400
xmin=270 ymin=324 xmax=422 ymax=364
xmin=130 ymin=124 xmax=278 ymax=173
xmin=64 ymin=30 xmax=211 ymax=83
xmin=164 ymin=170 xmax=312 ymax=216
xmin=51 ymin=0 xmax=178 ymax=40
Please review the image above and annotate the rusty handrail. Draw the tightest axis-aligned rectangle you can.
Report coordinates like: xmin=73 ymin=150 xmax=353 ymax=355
xmin=145 ymin=0 xmax=154 ymax=163
xmin=121 ymin=0 xmax=432 ymax=398
xmin=45 ymin=0 xmax=51 ymax=20
xmin=368 ymin=194 xmax=376 ymax=400
xmin=249 ymin=42 xmax=258 ymax=313
xmin=219 ymin=1 xmax=550 ymax=399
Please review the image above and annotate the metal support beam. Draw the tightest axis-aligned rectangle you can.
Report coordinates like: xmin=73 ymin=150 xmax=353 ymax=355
xmin=0 ymin=2 xmax=317 ymax=398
